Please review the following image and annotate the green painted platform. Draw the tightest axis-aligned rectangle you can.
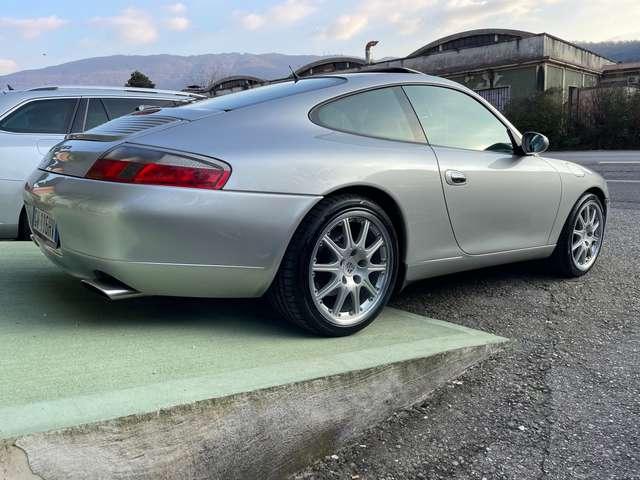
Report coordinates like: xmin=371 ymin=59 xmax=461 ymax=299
xmin=0 ymin=243 xmax=506 ymax=440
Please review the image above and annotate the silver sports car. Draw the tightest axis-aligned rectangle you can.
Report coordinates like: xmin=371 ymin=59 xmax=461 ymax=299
xmin=24 ymin=70 xmax=608 ymax=336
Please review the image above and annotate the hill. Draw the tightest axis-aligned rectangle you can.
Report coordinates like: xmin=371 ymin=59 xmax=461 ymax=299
xmin=577 ymin=41 xmax=640 ymax=62
xmin=0 ymin=53 xmax=326 ymax=91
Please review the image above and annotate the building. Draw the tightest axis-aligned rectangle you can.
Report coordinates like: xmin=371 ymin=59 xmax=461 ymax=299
xmin=182 ymin=75 xmax=266 ymax=96
xmin=375 ymin=29 xmax=615 ymax=111
xmin=295 ymin=56 xmax=366 ymax=77
xmin=183 ymin=29 xmax=638 ymax=115
xmin=600 ymin=62 xmax=640 ymax=87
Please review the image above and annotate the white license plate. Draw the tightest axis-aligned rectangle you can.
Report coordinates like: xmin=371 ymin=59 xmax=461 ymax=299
xmin=31 ymin=207 xmax=58 ymax=244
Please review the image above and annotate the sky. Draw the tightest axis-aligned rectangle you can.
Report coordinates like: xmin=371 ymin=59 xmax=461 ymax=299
xmin=1 ymin=0 xmax=640 ymax=75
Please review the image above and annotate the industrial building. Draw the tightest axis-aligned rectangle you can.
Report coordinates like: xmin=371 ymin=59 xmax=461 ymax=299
xmin=376 ymin=29 xmax=615 ymax=111
xmin=184 ymin=29 xmax=638 ymax=113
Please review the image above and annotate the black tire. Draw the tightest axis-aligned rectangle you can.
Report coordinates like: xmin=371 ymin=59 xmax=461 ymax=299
xmin=18 ymin=208 xmax=32 ymax=241
xmin=269 ymin=194 xmax=399 ymax=336
xmin=550 ymin=193 xmax=605 ymax=277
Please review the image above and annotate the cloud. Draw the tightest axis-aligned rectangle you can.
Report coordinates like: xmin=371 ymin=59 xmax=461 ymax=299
xmin=166 ymin=3 xmax=187 ymax=15
xmin=165 ymin=3 xmax=190 ymax=30
xmin=92 ymin=8 xmax=158 ymax=44
xmin=166 ymin=16 xmax=190 ymax=31
xmin=325 ymin=15 xmax=369 ymax=41
xmin=0 ymin=16 xmax=67 ymax=39
xmin=0 ymin=58 xmax=18 ymax=75
xmin=319 ymin=0 xmax=434 ymax=40
xmin=236 ymin=0 xmax=317 ymax=31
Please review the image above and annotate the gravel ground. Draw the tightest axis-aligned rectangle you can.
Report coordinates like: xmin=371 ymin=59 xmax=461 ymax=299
xmin=292 ymin=207 xmax=640 ymax=480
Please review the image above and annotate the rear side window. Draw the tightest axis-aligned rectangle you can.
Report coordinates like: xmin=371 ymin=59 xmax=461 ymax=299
xmin=0 ymin=98 xmax=77 ymax=134
xmin=102 ymin=98 xmax=150 ymax=118
xmin=85 ymin=99 xmax=109 ymax=130
xmin=403 ymin=85 xmax=513 ymax=153
xmin=102 ymin=98 xmax=185 ymax=119
xmin=310 ymin=87 xmax=425 ymax=143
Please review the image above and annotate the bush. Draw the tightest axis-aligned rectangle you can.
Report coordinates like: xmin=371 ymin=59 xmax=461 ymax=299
xmin=505 ymin=87 xmax=640 ymax=150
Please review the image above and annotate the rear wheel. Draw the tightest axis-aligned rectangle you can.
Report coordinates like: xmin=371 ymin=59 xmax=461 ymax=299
xmin=269 ymin=194 xmax=399 ymax=336
xmin=551 ymin=193 xmax=605 ymax=277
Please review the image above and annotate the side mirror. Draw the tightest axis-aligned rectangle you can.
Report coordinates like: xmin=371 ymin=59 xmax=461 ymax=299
xmin=521 ymin=132 xmax=549 ymax=155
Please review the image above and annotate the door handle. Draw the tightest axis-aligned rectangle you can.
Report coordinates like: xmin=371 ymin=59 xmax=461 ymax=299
xmin=445 ymin=170 xmax=467 ymax=185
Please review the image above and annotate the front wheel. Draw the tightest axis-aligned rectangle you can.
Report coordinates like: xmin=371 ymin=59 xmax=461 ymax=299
xmin=269 ymin=194 xmax=399 ymax=336
xmin=551 ymin=193 xmax=605 ymax=277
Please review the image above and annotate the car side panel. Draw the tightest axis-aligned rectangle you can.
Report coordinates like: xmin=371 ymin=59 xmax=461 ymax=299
xmin=543 ymin=158 xmax=609 ymax=244
xmin=136 ymin=102 xmax=462 ymax=267
xmin=0 ymin=132 xmax=64 ymax=236
xmin=0 ymin=178 xmax=23 ymax=238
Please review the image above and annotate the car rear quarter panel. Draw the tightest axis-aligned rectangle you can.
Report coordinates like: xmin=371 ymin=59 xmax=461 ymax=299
xmin=136 ymin=96 xmax=461 ymax=266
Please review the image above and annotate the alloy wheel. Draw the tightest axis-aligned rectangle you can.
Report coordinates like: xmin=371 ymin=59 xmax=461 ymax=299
xmin=309 ymin=210 xmax=394 ymax=326
xmin=571 ymin=200 xmax=603 ymax=271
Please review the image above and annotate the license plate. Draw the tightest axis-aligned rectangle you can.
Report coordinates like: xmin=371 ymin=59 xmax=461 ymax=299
xmin=31 ymin=207 xmax=58 ymax=244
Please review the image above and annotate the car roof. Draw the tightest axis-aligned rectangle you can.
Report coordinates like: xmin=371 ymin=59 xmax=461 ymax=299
xmin=327 ymin=71 xmax=464 ymax=90
xmin=0 ymin=86 xmax=204 ymax=116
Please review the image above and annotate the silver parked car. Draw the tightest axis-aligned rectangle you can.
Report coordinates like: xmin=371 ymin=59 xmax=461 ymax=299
xmin=0 ymin=86 xmax=203 ymax=239
xmin=24 ymin=71 xmax=608 ymax=336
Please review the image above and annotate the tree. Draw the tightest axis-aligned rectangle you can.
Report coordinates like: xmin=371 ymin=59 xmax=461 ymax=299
xmin=125 ymin=71 xmax=155 ymax=89
xmin=505 ymin=89 xmax=571 ymax=148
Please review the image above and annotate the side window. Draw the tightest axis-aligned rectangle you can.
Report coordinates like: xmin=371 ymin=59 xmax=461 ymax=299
xmin=85 ymin=99 xmax=109 ymax=131
xmin=102 ymin=98 xmax=180 ymax=119
xmin=102 ymin=98 xmax=149 ymax=119
xmin=310 ymin=87 xmax=425 ymax=143
xmin=0 ymin=98 xmax=77 ymax=134
xmin=403 ymin=85 xmax=514 ymax=153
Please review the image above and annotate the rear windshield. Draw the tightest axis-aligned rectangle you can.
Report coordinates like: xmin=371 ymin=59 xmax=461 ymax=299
xmin=183 ymin=77 xmax=346 ymax=111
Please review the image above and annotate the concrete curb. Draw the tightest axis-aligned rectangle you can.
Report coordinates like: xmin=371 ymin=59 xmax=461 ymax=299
xmin=1 ymin=343 xmax=503 ymax=480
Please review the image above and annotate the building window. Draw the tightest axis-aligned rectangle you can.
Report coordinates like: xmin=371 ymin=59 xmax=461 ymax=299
xmin=474 ymin=87 xmax=511 ymax=112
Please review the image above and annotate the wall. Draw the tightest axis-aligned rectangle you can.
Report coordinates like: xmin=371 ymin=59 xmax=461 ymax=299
xmin=448 ymin=66 xmax=540 ymax=100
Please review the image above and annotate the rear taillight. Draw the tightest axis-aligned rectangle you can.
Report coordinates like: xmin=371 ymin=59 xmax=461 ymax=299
xmin=85 ymin=144 xmax=230 ymax=190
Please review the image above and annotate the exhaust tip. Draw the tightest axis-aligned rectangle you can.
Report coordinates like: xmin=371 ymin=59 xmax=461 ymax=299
xmin=81 ymin=275 xmax=145 ymax=301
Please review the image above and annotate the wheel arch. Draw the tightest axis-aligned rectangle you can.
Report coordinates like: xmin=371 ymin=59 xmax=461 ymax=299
xmin=584 ymin=186 xmax=607 ymax=214
xmin=321 ymin=184 xmax=408 ymax=290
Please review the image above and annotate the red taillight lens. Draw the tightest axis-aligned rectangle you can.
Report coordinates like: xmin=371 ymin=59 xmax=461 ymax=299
xmin=86 ymin=145 xmax=231 ymax=190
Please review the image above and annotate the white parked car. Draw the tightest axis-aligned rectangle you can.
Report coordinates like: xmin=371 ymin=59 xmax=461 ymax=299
xmin=0 ymin=86 xmax=203 ymax=239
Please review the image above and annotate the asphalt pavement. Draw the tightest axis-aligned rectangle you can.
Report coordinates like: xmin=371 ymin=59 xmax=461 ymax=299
xmin=294 ymin=156 xmax=640 ymax=479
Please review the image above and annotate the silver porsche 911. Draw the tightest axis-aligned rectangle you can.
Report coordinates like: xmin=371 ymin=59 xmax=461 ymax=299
xmin=24 ymin=70 xmax=608 ymax=336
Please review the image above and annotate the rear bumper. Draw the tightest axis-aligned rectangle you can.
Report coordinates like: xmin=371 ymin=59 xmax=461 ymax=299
xmin=24 ymin=170 xmax=320 ymax=298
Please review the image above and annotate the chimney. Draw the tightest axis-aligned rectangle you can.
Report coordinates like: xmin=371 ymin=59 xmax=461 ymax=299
xmin=365 ymin=41 xmax=379 ymax=64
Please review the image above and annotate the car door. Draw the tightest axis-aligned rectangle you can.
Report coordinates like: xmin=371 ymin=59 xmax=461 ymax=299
xmin=0 ymin=97 xmax=78 ymax=236
xmin=403 ymin=85 xmax=561 ymax=255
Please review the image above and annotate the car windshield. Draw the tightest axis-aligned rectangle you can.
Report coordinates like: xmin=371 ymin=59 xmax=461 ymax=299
xmin=182 ymin=77 xmax=346 ymax=111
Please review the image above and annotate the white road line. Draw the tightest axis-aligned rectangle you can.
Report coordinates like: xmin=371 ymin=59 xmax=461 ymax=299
xmin=598 ymin=161 xmax=640 ymax=164
xmin=606 ymin=179 xmax=640 ymax=183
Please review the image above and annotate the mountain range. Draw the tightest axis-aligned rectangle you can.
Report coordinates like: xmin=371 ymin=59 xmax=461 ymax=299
xmin=2 ymin=40 xmax=639 ymax=92
xmin=0 ymin=53 xmax=326 ymax=91
xmin=577 ymin=41 xmax=640 ymax=63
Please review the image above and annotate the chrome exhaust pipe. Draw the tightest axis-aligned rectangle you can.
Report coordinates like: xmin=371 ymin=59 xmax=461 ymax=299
xmin=81 ymin=277 xmax=145 ymax=301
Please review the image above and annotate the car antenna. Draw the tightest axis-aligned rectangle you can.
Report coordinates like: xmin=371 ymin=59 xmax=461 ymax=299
xmin=288 ymin=65 xmax=299 ymax=83
xmin=7 ymin=84 xmax=14 ymax=91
